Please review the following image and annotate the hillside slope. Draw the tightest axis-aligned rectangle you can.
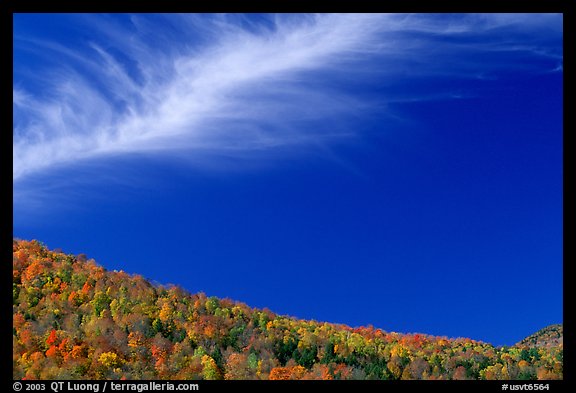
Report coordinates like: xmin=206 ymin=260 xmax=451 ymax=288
xmin=517 ymin=325 xmax=563 ymax=349
xmin=12 ymin=239 xmax=562 ymax=380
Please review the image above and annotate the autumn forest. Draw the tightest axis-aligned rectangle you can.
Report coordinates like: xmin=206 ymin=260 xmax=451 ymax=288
xmin=12 ymin=239 xmax=563 ymax=380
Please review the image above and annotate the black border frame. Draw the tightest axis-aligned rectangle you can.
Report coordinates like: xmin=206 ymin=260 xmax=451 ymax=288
xmin=4 ymin=1 xmax=573 ymax=390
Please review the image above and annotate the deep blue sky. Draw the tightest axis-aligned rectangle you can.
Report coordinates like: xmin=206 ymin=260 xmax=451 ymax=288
xmin=13 ymin=13 xmax=563 ymax=346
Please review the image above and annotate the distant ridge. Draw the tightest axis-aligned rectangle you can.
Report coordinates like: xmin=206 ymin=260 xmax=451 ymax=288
xmin=517 ymin=324 xmax=563 ymax=348
xmin=12 ymin=239 xmax=563 ymax=380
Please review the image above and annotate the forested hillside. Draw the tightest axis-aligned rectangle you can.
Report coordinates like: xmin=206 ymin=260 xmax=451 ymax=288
xmin=12 ymin=240 xmax=563 ymax=380
xmin=518 ymin=325 xmax=563 ymax=349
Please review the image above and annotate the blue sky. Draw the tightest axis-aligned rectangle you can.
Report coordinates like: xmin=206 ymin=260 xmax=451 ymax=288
xmin=13 ymin=13 xmax=563 ymax=346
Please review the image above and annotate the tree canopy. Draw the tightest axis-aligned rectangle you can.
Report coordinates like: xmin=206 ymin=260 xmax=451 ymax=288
xmin=13 ymin=239 xmax=562 ymax=380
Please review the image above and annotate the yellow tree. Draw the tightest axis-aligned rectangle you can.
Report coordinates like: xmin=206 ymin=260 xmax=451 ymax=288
xmin=201 ymin=355 xmax=222 ymax=380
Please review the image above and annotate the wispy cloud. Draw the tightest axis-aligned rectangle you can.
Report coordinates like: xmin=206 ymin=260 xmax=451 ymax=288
xmin=13 ymin=13 xmax=562 ymax=184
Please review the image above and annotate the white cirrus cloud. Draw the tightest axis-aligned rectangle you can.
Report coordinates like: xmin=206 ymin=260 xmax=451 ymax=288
xmin=13 ymin=13 xmax=562 ymax=183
